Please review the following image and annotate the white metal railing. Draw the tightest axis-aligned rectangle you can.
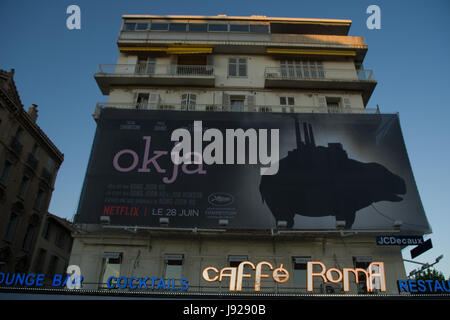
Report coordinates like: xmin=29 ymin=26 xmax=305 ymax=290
xmin=97 ymin=64 xmax=214 ymax=77
xmin=95 ymin=102 xmax=380 ymax=115
xmin=265 ymin=67 xmax=375 ymax=81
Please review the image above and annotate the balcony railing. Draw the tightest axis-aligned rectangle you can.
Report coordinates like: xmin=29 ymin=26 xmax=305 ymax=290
xmin=97 ymin=64 xmax=214 ymax=77
xmin=264 ymin=67 xmax=374 ymax=81
xmin=95 ymin=102 xmax=380 ymax=115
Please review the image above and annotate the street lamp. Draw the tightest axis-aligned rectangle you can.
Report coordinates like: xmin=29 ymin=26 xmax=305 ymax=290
xmin=403 ymin=254 xmax=444 ymax=278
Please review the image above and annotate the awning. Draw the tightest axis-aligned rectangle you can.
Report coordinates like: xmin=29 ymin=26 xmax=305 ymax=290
xmin=119 ymin=46 xmax=212 ymax=54
xmin=266 ymin=48 xmax=356 ymax=56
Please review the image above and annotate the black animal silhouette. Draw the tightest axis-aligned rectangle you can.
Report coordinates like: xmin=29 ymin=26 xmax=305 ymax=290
xmin=259 ymin=119 xmax=406 ymax=229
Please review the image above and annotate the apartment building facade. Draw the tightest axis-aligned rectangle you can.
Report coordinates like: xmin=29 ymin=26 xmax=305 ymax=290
xmin=70 ymin=15 xmax=430 ymax=296
xmin=0 ymin=69 xmax=64 ymax=274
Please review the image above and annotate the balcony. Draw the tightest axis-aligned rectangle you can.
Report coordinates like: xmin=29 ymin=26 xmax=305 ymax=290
xmin=94 ymin=102 xmax=379 ymax=119
xmin=264 ymin=67 xmax=377 ymax=105
xmin=94 ymin=64 xmax=215 ymax=95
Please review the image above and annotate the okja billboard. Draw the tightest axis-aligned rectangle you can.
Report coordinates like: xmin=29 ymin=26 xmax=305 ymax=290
xmin=75 ymin=108 xmax=431 ymax=233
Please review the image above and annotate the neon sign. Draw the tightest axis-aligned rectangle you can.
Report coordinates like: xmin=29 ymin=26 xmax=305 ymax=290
xmin=307 ymin=261 xmax=386 ymax=292
xmin=202 ymin=261 xmax=289 ymax=292
xmin=398 ymin=280 xmax=450 ymax=293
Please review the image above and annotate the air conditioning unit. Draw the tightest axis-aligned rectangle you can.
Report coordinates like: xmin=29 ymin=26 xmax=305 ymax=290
xmin=100 ymin=215 xmax=111 ymax=225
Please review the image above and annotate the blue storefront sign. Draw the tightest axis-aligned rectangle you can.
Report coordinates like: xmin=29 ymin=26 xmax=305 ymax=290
xmin=398 ymin=280 xmax=450 ymax=293
xmin=0 ymin=273 xmax=83 ymax=287
xmin=376 ymin=235 xmax=423 ymax=246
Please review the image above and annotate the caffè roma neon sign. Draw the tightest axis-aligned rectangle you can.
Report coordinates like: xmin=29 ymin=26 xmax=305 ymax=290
xmin=202 ymin=260 xmax=386 ymax=293
xmin=202 ymin=261 xmax=289 ymax=292
xmin=307 ymin=261 xmax=386 ymax=292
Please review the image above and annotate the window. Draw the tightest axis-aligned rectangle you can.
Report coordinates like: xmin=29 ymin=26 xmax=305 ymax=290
xmin=208 ymin=24 xmax=228 ymax=32
xmin=280 ymin=96 xmax=295 ymax=113
xmin=136 ymin=23 xmax=149 ymax=31
xmin=0 ymin=161 xmax=12 ymax=185
xmin=4 ymin=213 xmax=19 ymax=242
xmin=249 ymin=24 xmax=269 ymax=33
xmin=123 ymin=23 xmax=136 ymax=31
xmin=169 ymin=23 xmax=187 ymax=32
xmin=10 ymin=128 xmax=24 ymax=154
xmin=228 ymin=58 xmax=247 ymax=77
xmin=45 ymin=157 xmax=54 ymax=172
xmin=326 ymin=97 xmax=341 ymax=113
xmin=280 ymin=60 xmax=324 ymax=79
xmin=22 ymin=224 xmax=35 ymax=251
xmin=17 ymin=175 xmax=30 ymax=199
xmin=181 ymin=93 xmax=197 ymax=111
xmin=34 ymin=248 xmax=47 ymax=274
xmin=42 ymin=220 xmax=51 ymax=240
xmin=47 ymin=255 xmax=58 ymax=278
xmin=14 ymin=127 xmax=25 ymax=142
xmin=150 ymin=23 xmax=169 ymax=31
xmin=164 ymin=254 xmax=184 ymax=284
xmin=293 ymin=257 xmax=311 ymax=292
xmin=100 ymin=253 xmax=122 ymax=288
xmin=135 ymin=57 xmax=156 ymax=74
xmin=230 ymin=24 xmax=249 ymax=32
xmin=34 ymin=189 xmax=45 ymax=211
xmin=32 ymin=144 xmax=40 ymax=158
xmin=189 ymin=24 xmax=207 ymax=32
xmin=55 ymin=229 xmax=66 ymax=249
xmin=228 ymin=256 xmax=252 ymax=290
xmin=136 ymin=93 xmax=149 ymax=109
xmin=258 ymin=106 xmax=272 ymax=112
xmin=230 ymin=96 xmax=245 ymax=112
xmin=353 ymin=257 xmax=373 ymax=294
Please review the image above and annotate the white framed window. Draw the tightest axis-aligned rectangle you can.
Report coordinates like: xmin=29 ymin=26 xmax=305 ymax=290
xmin=228 ymin=58 xmax=247 ymax=77
xmin=135 ymin=57 xmax=156 ymax=74
xmin=258 ymin=106 xmax=272 ymax=112
xmin=100 ymin=252 xmax=122 ymax=288
xmin=164 ymin=254 xmax=184 ymax=286
xmin=280 ymin=96 xmax=295 ymax=113
xmin=280 ymin=60 xmax=324 ymax=79
xmin=181 ymin=93 xmax=197 ymax=111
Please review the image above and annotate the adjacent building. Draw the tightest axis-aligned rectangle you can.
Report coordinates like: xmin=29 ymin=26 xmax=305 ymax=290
xmin=70 ymin=15 xmax=430 ymax=296
xmin=29 ymin=212 xmax=75 ymax=285
xmin=0 ymin=69 xmax=64 ymax=274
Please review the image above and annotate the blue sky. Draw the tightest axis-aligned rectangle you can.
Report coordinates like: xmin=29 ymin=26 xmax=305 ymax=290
xmin=1 ymin=0 xmax=449 ymax=279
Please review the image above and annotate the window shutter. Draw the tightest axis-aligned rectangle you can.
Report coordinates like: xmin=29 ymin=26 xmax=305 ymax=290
xmin=189 ymin=94 xmax=196 ymax=111
xmin=317 ymin=95 xmax=327 ymax=110
xmin=149 ymin=93 xmax=160 ymax=110
xmin=343 ymin=97 xmax=351 ymax=109
xmin=247 ymin=95 xmax=256 ymax=112
xmin=222 ymin=93 xmax=230 ymax=111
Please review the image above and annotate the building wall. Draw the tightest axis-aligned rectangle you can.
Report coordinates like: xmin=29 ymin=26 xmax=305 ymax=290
xmin=69 ymin=233 xmax=406 ymax=294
